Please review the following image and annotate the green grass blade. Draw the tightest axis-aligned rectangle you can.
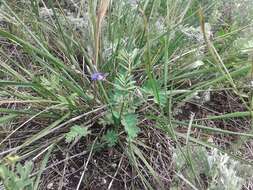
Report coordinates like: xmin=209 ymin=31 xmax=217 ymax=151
xmin=0 ymin=114 xmax=18 ymax=124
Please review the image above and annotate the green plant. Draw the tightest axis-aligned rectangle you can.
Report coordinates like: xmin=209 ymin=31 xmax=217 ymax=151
xmin=0 ymin=0 xmax=253 ymax=189
xmin=103 ymin=129 xmax=118 ymax=147
xmin=172 ymin=146 xmax=253 ymax=190
xmin=121 ymin=113 xmax=140 ymax=141
xmin=0 ymin=161 xmax=34 ymax=190
xmin=65 ymin=125 xmax=91 ymax=143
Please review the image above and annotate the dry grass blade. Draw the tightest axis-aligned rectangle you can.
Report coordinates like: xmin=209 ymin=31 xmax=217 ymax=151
xmin=95 ymin=0 xmax=111 ymax=67
xmin=97 ymin=0 xmax=111 ymax=25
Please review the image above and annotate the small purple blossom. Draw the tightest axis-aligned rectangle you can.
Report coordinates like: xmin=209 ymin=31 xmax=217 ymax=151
xmin=91 ymin=72 xmax=107 ymax=81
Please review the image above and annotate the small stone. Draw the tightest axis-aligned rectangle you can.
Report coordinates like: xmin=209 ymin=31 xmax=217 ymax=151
xmin=47 ymin=182 xmax=54 ymax=189
xmin=101 ymin=178 xmax=107 ymax=184
xmin=111 ymin=163 xmax=117 ymax=168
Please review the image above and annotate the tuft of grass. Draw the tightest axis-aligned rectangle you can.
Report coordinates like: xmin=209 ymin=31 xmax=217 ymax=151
xmin=0 ymin=0 xmax=253 ymax=189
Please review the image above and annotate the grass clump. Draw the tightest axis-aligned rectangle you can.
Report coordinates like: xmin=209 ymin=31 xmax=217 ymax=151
xmin=0 ymin=0 xmax=253 ymax=189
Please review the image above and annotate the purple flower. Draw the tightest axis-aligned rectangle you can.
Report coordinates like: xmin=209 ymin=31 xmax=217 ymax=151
xmin=91 ymin=72 xmax=107 ymax=81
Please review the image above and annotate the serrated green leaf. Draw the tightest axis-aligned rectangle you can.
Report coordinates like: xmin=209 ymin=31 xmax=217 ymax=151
xmin=0 ymin=161 xmax=34 ymax=190
xmin=121 ymin=113 xmax=140 ymax=140
xmin=104 ymin=130 xmax=118 ymax=147
xmin=65 ymin=125 xmax=90 ymax=143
